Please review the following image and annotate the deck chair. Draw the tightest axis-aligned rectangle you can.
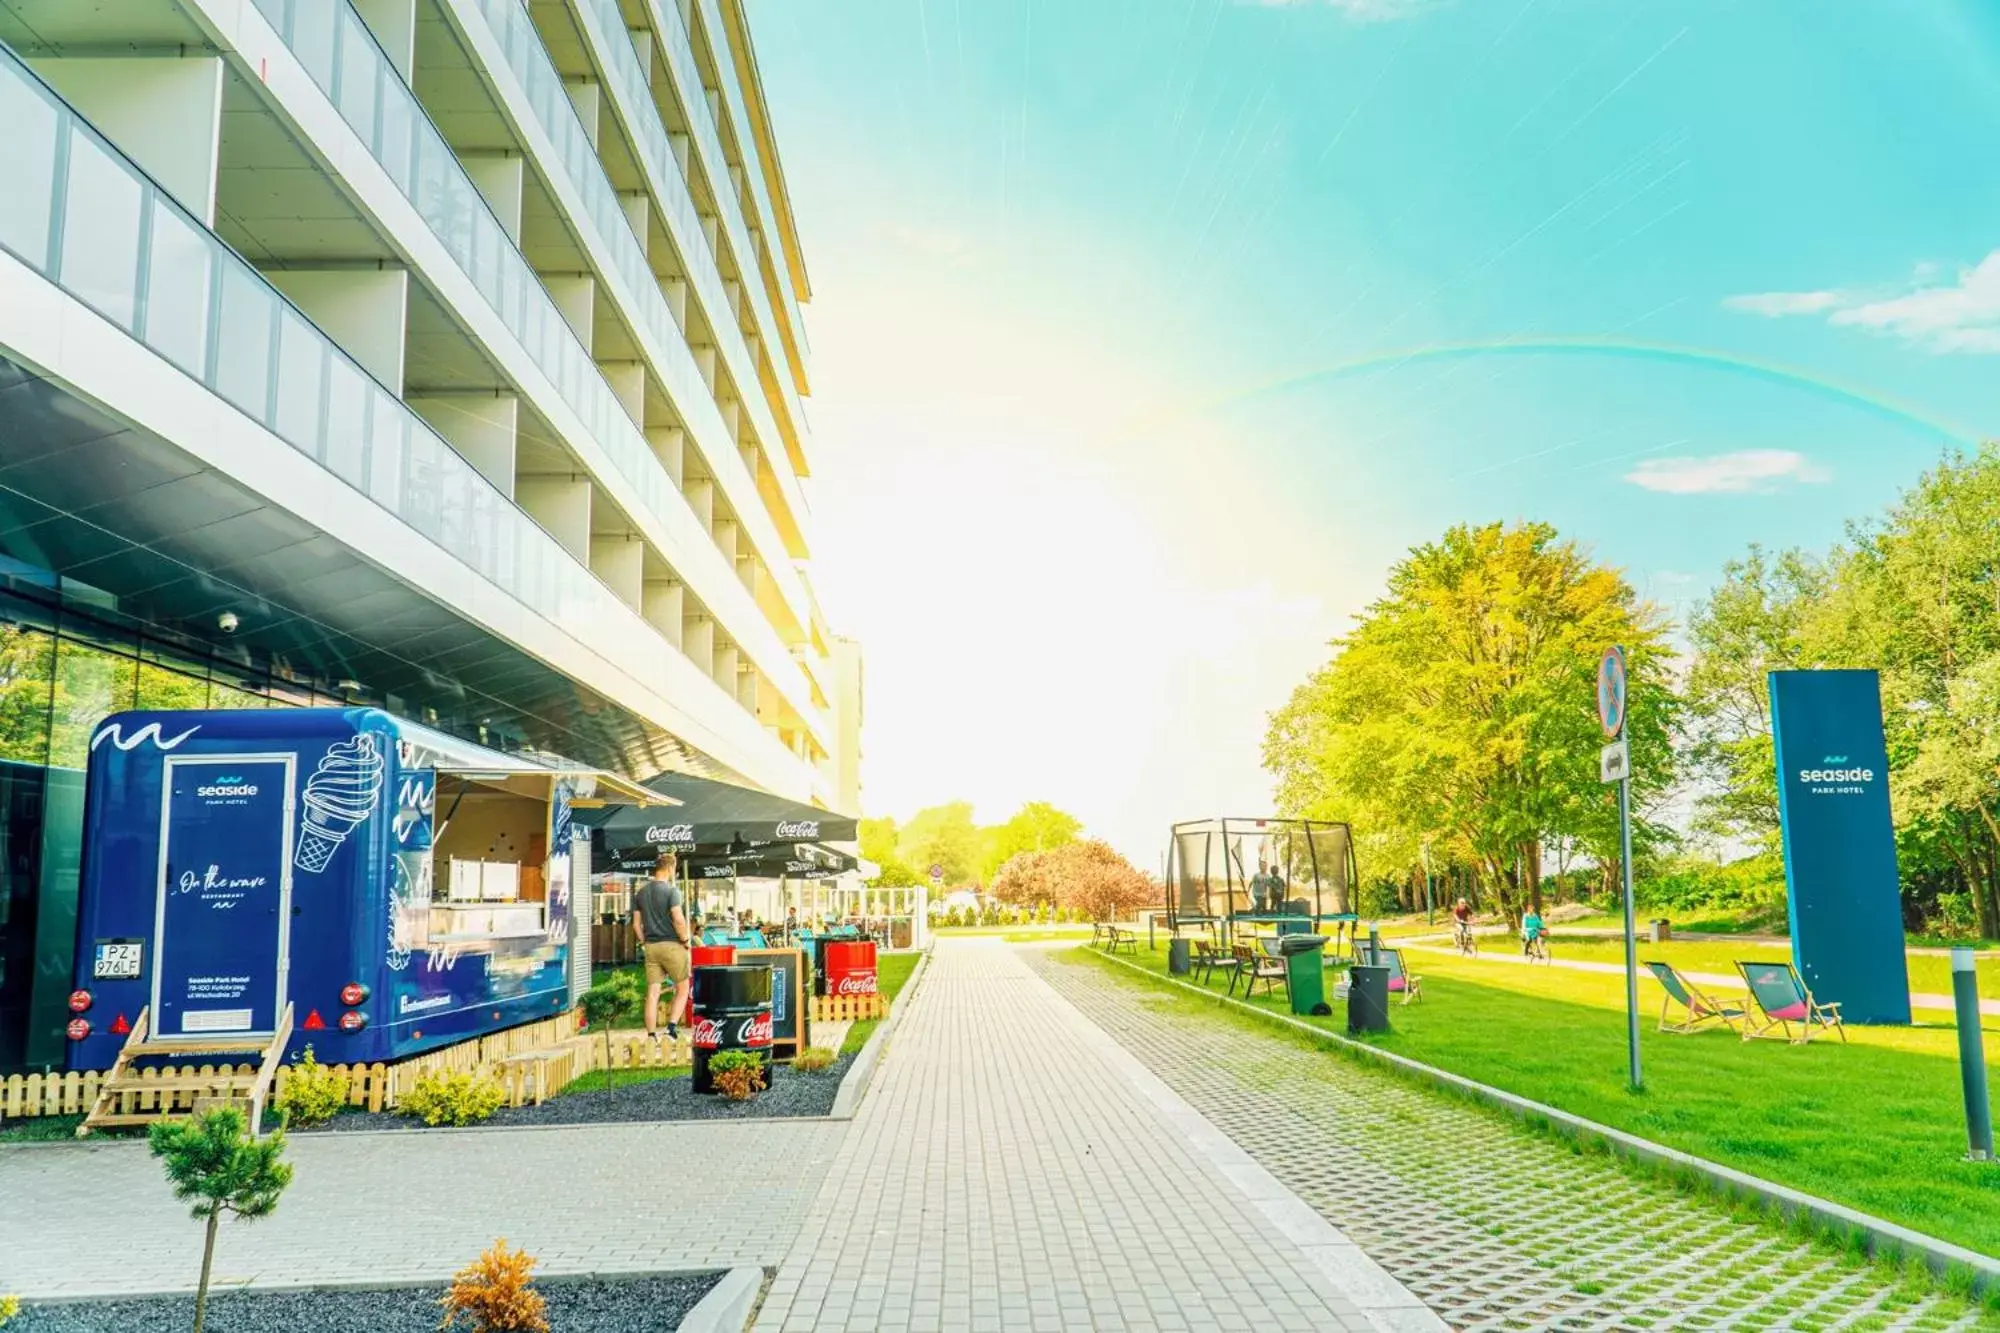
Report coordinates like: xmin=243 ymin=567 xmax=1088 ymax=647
xmin=1231 ymin=942 xmax=1286 ymax=999
xmin=1192 ymin=939 xmax=1238 ymax=988
xmin=1644 ymin=961 xmax=1745 ymax=1035
xmin=1381 ymin=947 xmax=1423 ymax=1004
xmin=1736 ymin=960 xmax=1845 ymax=1044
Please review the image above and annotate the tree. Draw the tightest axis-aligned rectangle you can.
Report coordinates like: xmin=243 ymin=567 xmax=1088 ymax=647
xmin=896 ymin=802 xmax=983 ymax=886
xmin=980 ymin=801 xmax=1083 ymax=880
xmin=1265 ymin=521 xmax=1678 ymax=921
xmin=991 ymin=849 xmax=1058 ymax=905
xmin=1041 ymin=840 xmax=1156 ymax=923
xmin=149 ymin=1108 xmax=293 ymax=1333
xmin=858 ymin=816 xmax=922 ymax=886
xmin=1683 ymin=546 xmax=1826 ymax=848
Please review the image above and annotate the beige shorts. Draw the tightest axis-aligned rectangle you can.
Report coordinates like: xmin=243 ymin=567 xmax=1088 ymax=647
xmin=643 ymin=940 xmax=690 ymax=986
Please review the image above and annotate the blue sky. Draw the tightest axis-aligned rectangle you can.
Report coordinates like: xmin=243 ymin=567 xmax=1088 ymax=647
xmin=753 ymin=0 xmax=2000 ymax=858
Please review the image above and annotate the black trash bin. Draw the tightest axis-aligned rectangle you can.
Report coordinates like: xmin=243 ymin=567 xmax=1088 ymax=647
xmin=1347 ymin=963 xmax=1391 ymax=1034
xmin=691 ymin=963 xmax=774 ymax=1094
xmin=1167 ymin=937 xmax=1192 ymax=975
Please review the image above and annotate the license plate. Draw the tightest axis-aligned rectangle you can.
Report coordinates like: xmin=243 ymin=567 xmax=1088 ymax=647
xmin=93 ymin=940 xmax=143 ymax=980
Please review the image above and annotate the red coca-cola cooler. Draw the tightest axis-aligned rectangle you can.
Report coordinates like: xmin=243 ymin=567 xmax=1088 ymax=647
xmin=691 ymin=944 xmax=735 ymax=968
xmin=818 ymin=940 xmax=878 ymax=999
xmin=690 ymin=963 xmax=773 ymax=1094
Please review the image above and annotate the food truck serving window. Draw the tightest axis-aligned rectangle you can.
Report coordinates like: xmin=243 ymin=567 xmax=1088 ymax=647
xmin=418 ymin=772 xmax=560 ymax=942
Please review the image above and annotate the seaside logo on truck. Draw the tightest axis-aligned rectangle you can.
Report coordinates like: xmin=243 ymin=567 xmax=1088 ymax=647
xmin=196 ymin=775 xmax=259 ymax=801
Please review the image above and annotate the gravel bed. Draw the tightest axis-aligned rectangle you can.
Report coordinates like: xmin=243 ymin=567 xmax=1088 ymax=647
xmin=13 ymin=1270 xmax=722 ymax=1332
xmin=294 ymin=1053 xmax=855 ymax=1132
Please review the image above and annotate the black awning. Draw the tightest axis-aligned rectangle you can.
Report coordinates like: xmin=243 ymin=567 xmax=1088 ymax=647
xmin=576 ymin=769 xmax=857 ymax=850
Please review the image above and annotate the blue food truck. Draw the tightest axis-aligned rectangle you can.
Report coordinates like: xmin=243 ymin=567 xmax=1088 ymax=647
xmin=67 ymin=707 xmax=662 ymax=1070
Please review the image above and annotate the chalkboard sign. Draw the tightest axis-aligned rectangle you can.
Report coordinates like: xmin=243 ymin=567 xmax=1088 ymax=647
xmin=735 ymin=948 xmax=809 ymax=1058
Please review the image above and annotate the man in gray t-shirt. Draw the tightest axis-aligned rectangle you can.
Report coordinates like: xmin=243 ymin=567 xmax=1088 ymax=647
xmin=632 ymin=852 xmax=691 ymax=1045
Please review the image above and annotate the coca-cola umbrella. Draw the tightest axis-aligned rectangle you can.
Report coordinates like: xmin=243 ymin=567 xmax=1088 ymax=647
xmin=592 ymin=832 xmax=855 ymax=881
xmin=574 ymin=768 xmax=857 ymax=852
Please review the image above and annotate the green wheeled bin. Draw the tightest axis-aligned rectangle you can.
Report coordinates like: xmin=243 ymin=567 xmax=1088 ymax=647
xmin=1276 ymin=934 xmax=1332 ymax=1015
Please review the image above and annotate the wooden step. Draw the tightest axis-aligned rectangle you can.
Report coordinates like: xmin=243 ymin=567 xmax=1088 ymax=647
xmin=127 ymin=1037 xmax=277 ymax=1057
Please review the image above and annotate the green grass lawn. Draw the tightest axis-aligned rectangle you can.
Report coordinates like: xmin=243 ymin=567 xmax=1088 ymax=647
xmin=1091 ymin=942 xmax=2000 ymax=1257
xmin=838 ymin=949 xmax=923 ymax=1056
xmin=1499 ymin=933 xmax=2000 ymax=999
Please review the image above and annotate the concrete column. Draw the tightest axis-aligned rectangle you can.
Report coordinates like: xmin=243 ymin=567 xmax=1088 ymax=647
xmin=565 ymin=78 xmax=600 ymax=149
xmin=647 ymin=426 xmax=685 ymax=487
xmin=682 ymin=610 xmax=714 ymax=671
xmin=700 ymin=213 xmax=720 ymax=251
xmin=409 ymin=393 xmax=518 ymax=497
xmin=643 ymin=578 xmax=683 ymax=647
xmin=684 ymin=475 xmax=714 ymax=534
xmin=464 ymin=153 xmax=525 ymax=245
xmin=692 ymin=345 xmax=717 ymax=392
xmin=29 ymin=55 xmax=224 ymax=225
xmin=670 ymin=132 xmax=692 ymax=174
xmin=518 ymin=477 xmax=592 ymax=563
xmin=264 ymin=266 xmax=410 ymax=395
xmin=353 ymin=0 xmax=418 ymax=82
xmin=717 ymin=397 xmax=740 ymax=443
xmin=620 ymin=192 xmax=650 ymax=255
xmin=600 ymin=361 xmax=646 ymax=429
xmin=628 ymin=28 xmax=655 ymax=79
xmin=544 ymin=275 xmax=596 ymax=354
xmin=713 ymin=515 xmax=738 ymax=563
xmin=736 ymin=553 xmax=756 ymax=593
xmin=722 ymin=278 xmax=742 ymax=322
xmin=739 ymin=441 xmax=759 ymax=478
xmin=661 ymin=277 xmax=688 ymax=329
xmin=589 ymin=533 xmax=644 ymax=609
xmin=737 ymin=664 xmax=759 ymax=712
xmin=713 ymin=638 xmax=738 ymax=693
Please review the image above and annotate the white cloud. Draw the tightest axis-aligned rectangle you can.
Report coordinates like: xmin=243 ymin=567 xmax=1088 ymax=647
xmin=1624 ymin=450 xmax=1830 ymax=495
xmin=1721 ymin=290 xmax=1843 ymax=317
xmin=1725 ymin=251 xmax=2000 ymax=353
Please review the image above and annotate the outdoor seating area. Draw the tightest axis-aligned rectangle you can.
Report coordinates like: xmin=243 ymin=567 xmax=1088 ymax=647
xmin=1645 ymin=961 xmax=1747 ymax=1035
xmin=1093 ymin=923 xmax=1140 ymax=954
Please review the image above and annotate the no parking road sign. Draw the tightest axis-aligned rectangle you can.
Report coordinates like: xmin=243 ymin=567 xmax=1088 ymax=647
xmin=1596 ymin=645 xmax=1627 ymax=738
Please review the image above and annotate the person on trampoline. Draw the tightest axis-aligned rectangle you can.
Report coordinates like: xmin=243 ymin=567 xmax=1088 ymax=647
xmin=1265 ymin=864 xmax=1289 ymax=914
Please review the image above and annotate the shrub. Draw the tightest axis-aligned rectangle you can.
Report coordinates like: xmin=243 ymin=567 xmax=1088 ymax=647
xmin=401 ymin=1070 xmax=507 ymax=1127
xmin=707 ymin=1049 xmax=766 ymax=1101
xmin=149 ymin=1107 xmax=292 ymax=1333
xmin=579 ymin=971 xmax=640 ymax=1028
xmin=0 ymin=1293 xmax=18 ymax=1326
xmin=792 ymin=1046 xmax=837 ymax=1073
xmin=440 ymin=1239 xmax=549 ymax=1333
xmin=273 ymin=1046 xmax=347 ymax=1128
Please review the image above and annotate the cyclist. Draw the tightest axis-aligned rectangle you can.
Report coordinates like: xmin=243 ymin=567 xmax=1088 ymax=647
xmin=1521 ymin=906 xmax=1548 ymax=961
xmin=1451 ymin=898 xmax=1477 ymax=953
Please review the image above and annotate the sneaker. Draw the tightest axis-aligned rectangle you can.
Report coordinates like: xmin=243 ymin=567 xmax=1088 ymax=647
xmin=666 ymin=1023 xmax=679 ymax=1044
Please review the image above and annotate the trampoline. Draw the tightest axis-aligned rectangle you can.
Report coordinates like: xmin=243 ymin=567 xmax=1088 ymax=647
xmin=1166 ymin=817 xmax=1360 ymax=950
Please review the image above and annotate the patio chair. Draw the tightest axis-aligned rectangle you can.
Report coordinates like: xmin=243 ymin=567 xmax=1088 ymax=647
xmin=1381 ymin=947 xmax=1423 ymax=1004
xmin=1192 ymin=938 xmax=1239 ymax=988
xmin=1230 ymin=942 xmax=1286 ymax=1000
xmin=1644 ymin=961 xmax=1746 ymax=1035
xmin=1736 ymin=960 xmax=1846 ymax=1044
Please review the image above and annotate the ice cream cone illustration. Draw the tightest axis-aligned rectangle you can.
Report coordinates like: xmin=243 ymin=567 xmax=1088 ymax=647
xmin=295 ymin=733 xmax=385 ymax=873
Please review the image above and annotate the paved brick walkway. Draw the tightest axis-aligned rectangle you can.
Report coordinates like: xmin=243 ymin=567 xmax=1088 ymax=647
xmin=1030 ymin=947 xmax=1994 ymax=1332
xmin=755 ymin=938 xmax=1436 ymax=1332
xmin=0 ymin=1119 xmax=841 ymax=1297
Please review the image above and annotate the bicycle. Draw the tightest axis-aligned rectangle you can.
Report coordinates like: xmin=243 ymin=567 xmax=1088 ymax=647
xmin=1453 ymin=919 xmax=1478 ymax=957
xmin=1524 ymin=931 xmax=1551 ymax=964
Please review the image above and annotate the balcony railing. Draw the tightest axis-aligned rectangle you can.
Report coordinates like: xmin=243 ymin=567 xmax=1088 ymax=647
xmin=244 ymin=0 xmax=817 ymax=698
xmin=0 ymin=40 xmax=796 ymax=777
